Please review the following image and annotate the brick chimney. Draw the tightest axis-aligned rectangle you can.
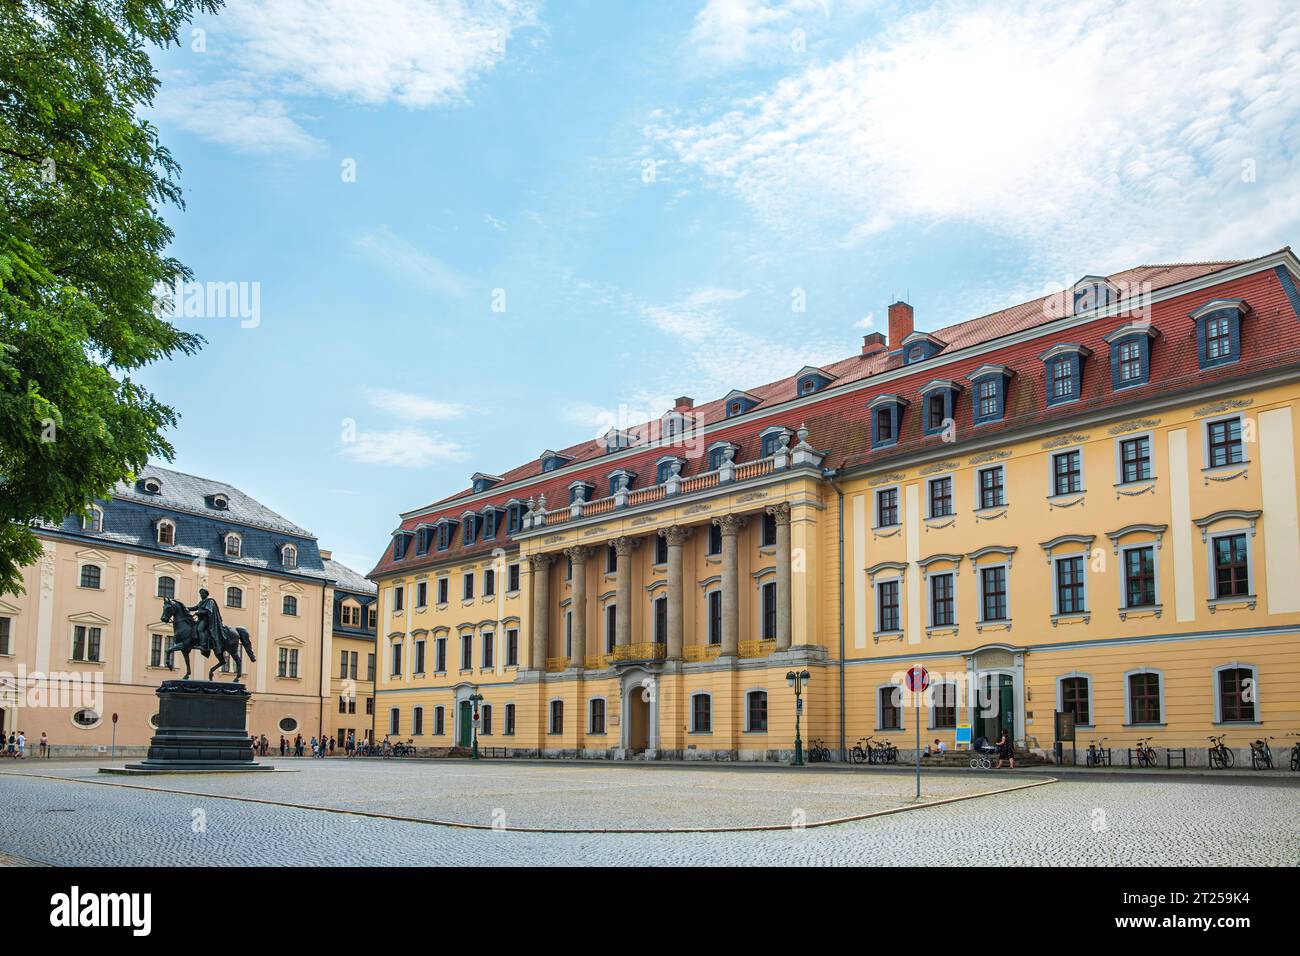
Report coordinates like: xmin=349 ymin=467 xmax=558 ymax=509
xmin=888 ymin=301 xmax=914 ymax=349
xmin=674 ymin=396 xmax=694 ymax=412
xmin=861 ymin=332 xmax=886 ymax=357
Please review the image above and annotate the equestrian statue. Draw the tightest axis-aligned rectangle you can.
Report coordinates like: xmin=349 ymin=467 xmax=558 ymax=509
xmin=160 ymin=588 xmax=257 ymax=681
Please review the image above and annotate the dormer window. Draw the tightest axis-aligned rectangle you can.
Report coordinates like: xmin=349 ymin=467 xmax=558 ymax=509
xmin=968 ymin=365 xmax=1014 ymax=425
xmin=867 ymin=396 xmax=908 ymax=449
xmin=436 ymin=519 xmax=458 ymax=551
xmin=900 ymin=332 xmax=947 ymax=366
xmin=84 ymin=505 xmax=104 ymax=533
xmin=393 ymin=533 xmax=409 ymax=560
xmin=1039 ymin=344 xmax=1091 ymax=407
xmin=281 ymin=544 xmax=298 ymax=568
xmin=607 ymin=469 xmax=636 ymax=495
xmin=209 ymin=494 xmax=229 ymax=510
xmin=794 ymin=366 xmax=835 ymax=396
xmin=471 ymin=473 xmax=501 ymax=495
xmin=723 ymin=390 xmax=759 ymax=418
xmin=568 ymin=481 xmax=595 ymax=505
xmin=142 ymin=477 xmax=162 ymax=495
xmin=414 ymin=527 xmax=431 ymax=555
xmin=1072 ymin=275 xmax=1118 ymax=314
xmin=1191 ymin=299 xmax=1248 ymax=369
xmin=759 ymin=428 xmax=789 ymax=458
xmin=462 ymin=514 xmax=478 ymax=545
xmin=539 ymin=450 xmax=572 ymax=473
xmin=656 ymin=457 xmax=683 ymax=484
xmin=707 ymin=443 xmax=738 ymax=471
xmin=918 ymin=380 xmax=961 ymax=436
xmin=505 ymin=503 xmax=524 ymax=535
xmin=156 ymin=519 xmax=175 ymax=546
xmin=223 ymin=532 xmax=242 ymax=559
xmin=1105 ymin=323 xmax=1159 ymax=390
xmin=603 ymin=428 xmax=635 ymax=452
xmin=481 ymin=508 xmax=501 ymax=540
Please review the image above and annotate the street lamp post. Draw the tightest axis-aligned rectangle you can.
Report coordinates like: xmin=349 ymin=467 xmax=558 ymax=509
xmin=786 ymin=669 xmax=811 ymax=767
xmin=468 ymin=691 xmax=483 ymax=760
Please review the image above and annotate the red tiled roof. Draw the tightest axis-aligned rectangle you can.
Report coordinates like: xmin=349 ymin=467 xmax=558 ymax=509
xmin=370 ymin=252 xmax=1299 ymax=579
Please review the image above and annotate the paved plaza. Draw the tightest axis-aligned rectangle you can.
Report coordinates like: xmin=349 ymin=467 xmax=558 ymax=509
xmin=0 ymin=760 xmax=1295 ymax=866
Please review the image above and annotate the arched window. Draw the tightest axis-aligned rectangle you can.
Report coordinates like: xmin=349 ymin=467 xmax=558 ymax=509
xmin=282 ymin=595 xmax=298 ymax=616
xmin=157 ymin=575 xmax=176 ymax=601
xmin=85 ymin=506 xmax=104 ymax=533
xmin=745 ymin=690 xmax=768 ymax=732
xmin=1057 ymin=673 xmax=1092 ymax=726
xmin=79 ymin=564 xmax=102 ymax=589
xmin=1213 ymin=663 xmax=1258 ymax=723
xmin=930 ymin=682 xmax=958 ymax=729
xmin=281 ymin=545 xmax=297 ymax=568
xmin=548 ymin=699 xmax=563 ymax=735
xmin=226 ymin=586 xmax=243 ymax=609
xmin=156 ymin=520 xmax=175 ymax=545
xmin=224 ymin=533 xmax=241 ymax=558
xmin=690 ymin=692 xmax=711 ymax=733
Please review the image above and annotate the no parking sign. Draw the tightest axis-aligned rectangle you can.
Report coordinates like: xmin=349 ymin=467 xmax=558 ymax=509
xmin=905 ymin=666 xmax=930 ymax=692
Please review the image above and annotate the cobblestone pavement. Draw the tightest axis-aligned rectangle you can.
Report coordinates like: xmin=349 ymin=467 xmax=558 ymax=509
xmin=0 ymin=759 xmax=1022 ymax=830
xmin=0 ymin=762 xmax=1294 ymax=866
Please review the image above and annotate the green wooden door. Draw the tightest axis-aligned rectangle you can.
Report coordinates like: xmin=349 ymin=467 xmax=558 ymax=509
xmin=458 ymin=700 xmax=472 ymax=748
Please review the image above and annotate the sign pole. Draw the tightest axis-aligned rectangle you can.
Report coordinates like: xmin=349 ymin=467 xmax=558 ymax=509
xmin=915 ymin=694 xmax=921 ymax=800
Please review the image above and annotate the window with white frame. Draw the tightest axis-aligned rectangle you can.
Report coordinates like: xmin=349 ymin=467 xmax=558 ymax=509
xmin=282 ymin=595 xmax=298 ymax=616
xmin=224 ymin=533 xmax=241 ymax=558
xmin=977 ymin=466 xmax=1004 ymax=509
xmin=1214 ymin=663 xmax=1258 ymax=723
xmin=79 ymin=564 xmax=101 ymax=589
xmin=876 ymin=579 xmax=901 ymax=632
xmin=389 ymin=641 xmax=402 ymax=677
xmin=1118 ymin=435 xmax=1152 ymax=483
xmin=1058 ymin=674 xmax=1092 ymax=726
xmin=281 ymin=544 xmax=297 ymax=568
xmin=691 ymin=693 xmax=711 ymax=733
xmin=1054 ymin=555 xmax=1087 ymax=615
xmin=1051 ymin=449 xmax=1083 ymax=496
xmin=927 ymin=476 xmax=953 ymax=518
xmin=156 ymin=575 xmax=176 ymax=601
xmin=278 ymin=647 xmax=300 ymax=679
xmin=929 ymin=572 xmax=955 ymax=627
xmin=71 ymin=625 xmax=102 ymax=662
xmin=226 ymin=585 xmax=243 ymax=608
xmin=1210 ymin=531 xmax=1251 ymax=599
xmin=876 ymin=487 xmax=899 ymax=527
xmin=156 ymin=520 xmax=175 ymax=545
xmin=1122 ymin=545 xmax=1157 ymax=608
xmin=878 ymin=685 xmax=903 ymax=730
xmin=589 ymin=698 xmax=606 ymax=734
xmin=979 ymin=565 xmax=1008 ymax=622
xmin=930 ymin=682 xmax=957 ymax=728
xmin=1126 ymin=669 xmax=1162 ymax=725
xmin=1206 ymin=417 xmax=1245 ymax=468
xmin=745 ymin=690 xmax=768 ymax=732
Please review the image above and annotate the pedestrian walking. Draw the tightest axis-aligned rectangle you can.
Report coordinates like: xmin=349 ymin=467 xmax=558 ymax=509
xmin=39 ymin=731 xmax=48 ymax=758
xmin=996 ymin=729 xmax=1016 ymax=770
xmin=16 ymin=731 xmax=25 ymax=759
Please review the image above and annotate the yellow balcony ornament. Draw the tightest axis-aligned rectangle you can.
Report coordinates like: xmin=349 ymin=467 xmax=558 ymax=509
xmin=545 ymin=656 xmax=570 ymax=672
xmin=683 ymin=645 xmax=723 ymax=662
xmin=738 ymin=639 xmax=777 ymax=659
xmin=610 ymin=643 xmax=665 ymax=662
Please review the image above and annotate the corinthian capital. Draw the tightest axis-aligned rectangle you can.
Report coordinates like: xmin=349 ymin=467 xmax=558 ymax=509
xmin=529 ymin=553 xmax=555 ymax=571
xmin=613 ymin=536 xmax=641 ymax=557
xmin=713 ymin=514 xmax=748 ymax=536
xmin=564 ymin=545 xmax=592 ymax=564
xmin=765 ymin=502 xmax=792 ymax=525
xmin=659 ymin=525 xmax=692 ymax=547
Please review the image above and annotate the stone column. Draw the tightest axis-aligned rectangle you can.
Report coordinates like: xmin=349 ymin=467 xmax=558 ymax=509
xmin=565 ymin=546 xmax=589 ymax=668
xmin=768 ymin=503 xmax=793 ymax=650
xmin=529 ymin=554 xmax=553 ymax=669
xmin=660 ymin=526 xmax=691 ymax=660
xmin=715 ymin=515 xmax=747 ymax=656
xmin=614 ymin=537 xmax=638 ymax=648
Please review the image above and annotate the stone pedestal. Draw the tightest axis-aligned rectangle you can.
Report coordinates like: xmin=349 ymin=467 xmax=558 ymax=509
xmin=124 ymin=679 xmax=271 ymax=772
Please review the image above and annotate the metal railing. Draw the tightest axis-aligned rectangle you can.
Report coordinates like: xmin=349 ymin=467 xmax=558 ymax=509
xmin=683 ymin=644 xmax=723 ymax=662
xmin=610 ymin=642 xmax=665 ymax=662
xmin=738 ymin=639 xmax=777 ymax=659
xmin=544 ymin=656 xmax=570 ymax=672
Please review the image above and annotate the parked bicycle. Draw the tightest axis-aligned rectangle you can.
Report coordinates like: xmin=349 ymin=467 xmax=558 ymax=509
xmin=850 ymin=737 xmax=874 ymax=764
xmin=1133 ymin=736 xmax=1158 ymax=768
xmin=1084 ymin=737 xmax=1110 ymax=767
xmin=875 ymin=739 xmax=899 ymax=764
xmin=1207 ymin=734 xmax=1235 ymax=769
xmin=1249 ymin=738 xmax=1273 ymax=770
xmin=1280 ymin=733 xmax=1300 ymax=772
xmin=806 ymin=738 xmax=833 ymax=763
xmin=391 ymin=740 xmax=417 ymax=758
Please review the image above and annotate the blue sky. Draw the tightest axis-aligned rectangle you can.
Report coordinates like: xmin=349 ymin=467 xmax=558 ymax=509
xmin=139 ymin=0 xmax=1300 ymax=573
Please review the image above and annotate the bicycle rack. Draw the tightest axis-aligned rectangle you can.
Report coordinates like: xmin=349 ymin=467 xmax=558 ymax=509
xmin=1165 ymin=748 xmax=1188 ymax=768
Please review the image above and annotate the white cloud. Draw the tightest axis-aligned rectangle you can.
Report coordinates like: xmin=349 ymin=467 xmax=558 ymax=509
xmin=689 ymin=0 xmax=833 ymax=66
xmin=365 ymin=388 xmax=467 ymax=421
xmin=354 ymin=226 xmax=471 ymax=298
xmin=153 ymin=77 xmax=325 ymax=156
xmin=638 ymin=287 xmax=847 ymax=393
xmin=160 ymin=0 xmax=540 ymax=154
xmin=341 ymin=428 xmax=469 ymax=468
xmin=657 ymin=0 xmax=1300 ymax=272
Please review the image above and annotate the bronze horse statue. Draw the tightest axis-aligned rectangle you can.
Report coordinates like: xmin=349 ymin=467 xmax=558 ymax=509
xmin=160 ymin=597 xmax=257 ymax=681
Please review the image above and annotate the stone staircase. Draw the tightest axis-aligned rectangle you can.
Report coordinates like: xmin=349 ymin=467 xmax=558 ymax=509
xmin=920 ymin=749 xmax=1054 ymax=768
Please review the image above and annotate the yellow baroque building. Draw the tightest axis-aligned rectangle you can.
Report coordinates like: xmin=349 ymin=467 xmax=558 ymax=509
xmin=370 ymin=249 xmax=1300 ymax=765
xmin=0 ymin=467 xmax=375 ymax=755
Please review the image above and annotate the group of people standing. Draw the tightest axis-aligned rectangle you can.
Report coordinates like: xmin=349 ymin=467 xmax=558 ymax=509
xmin=3 ymin=731 xmax=49 ymax=759
xmin=256 ymin=731 xmax=382 ymax=759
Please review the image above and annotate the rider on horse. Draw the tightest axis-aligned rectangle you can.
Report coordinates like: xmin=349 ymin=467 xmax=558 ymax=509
xmin=189 ymin=587 xmax=225 ymax=657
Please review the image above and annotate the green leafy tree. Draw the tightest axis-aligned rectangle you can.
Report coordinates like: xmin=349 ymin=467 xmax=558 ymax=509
xmin=0 ymin=0 xmax=220 ymax=594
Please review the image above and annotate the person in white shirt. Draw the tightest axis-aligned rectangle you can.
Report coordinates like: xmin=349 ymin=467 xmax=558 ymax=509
xmin=933 ymin=738 xmax=946 ymax=753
